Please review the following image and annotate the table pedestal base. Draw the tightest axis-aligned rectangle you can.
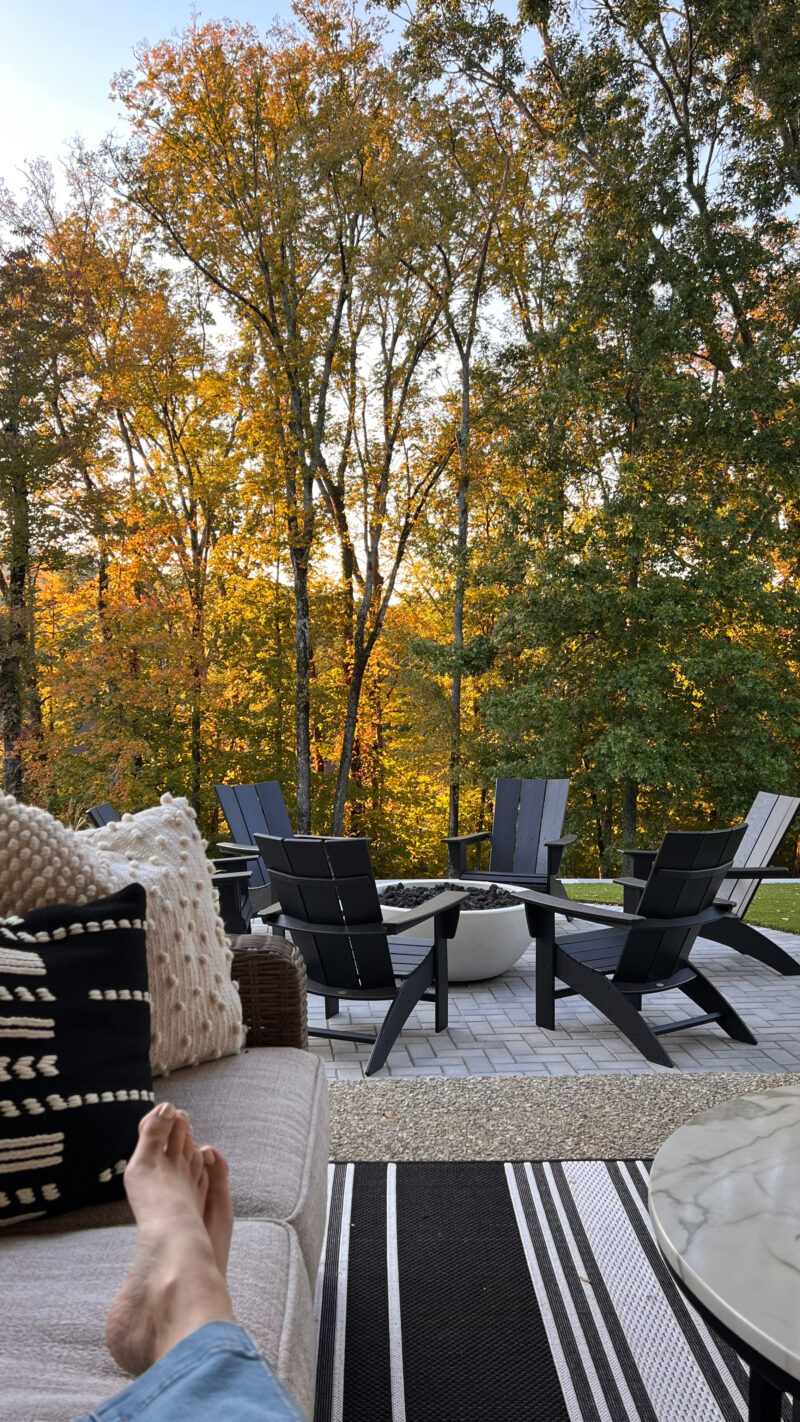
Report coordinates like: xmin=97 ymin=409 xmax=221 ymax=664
xmin=749 ymin=1368 xmax=798 ymax=1422
xmin=666 ymin=1260 xmax=800 ymax=1422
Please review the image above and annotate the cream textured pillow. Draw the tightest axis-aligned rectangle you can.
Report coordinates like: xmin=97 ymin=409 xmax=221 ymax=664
xmin=0 ymin=793 xmax=244 ymax=1076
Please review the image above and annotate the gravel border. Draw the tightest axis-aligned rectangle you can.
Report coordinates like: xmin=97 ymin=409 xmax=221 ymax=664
xmin=329 ymin=1071 xmax=800 ymax=1160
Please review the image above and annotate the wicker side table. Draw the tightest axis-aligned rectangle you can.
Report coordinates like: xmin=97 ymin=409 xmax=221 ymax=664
xmin=230 ymin=932 xmax=308 ymax=1050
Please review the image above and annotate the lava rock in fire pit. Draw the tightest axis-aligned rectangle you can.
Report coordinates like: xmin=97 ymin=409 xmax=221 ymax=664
xmin=378 ymin=881 xmax=523 ymax=911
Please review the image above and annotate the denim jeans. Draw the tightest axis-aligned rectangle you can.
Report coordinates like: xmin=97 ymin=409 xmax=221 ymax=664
xmin=77 ymin=1322 xmax=309 ymax=1422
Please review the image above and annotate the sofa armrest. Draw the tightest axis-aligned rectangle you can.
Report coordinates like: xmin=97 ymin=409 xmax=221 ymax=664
xmin=230 ymin=932 xmax=308 ymax=1051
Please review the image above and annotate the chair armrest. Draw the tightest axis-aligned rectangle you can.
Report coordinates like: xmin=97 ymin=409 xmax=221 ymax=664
xmin=725 ymin=865 xmax=789 ymax=879
xmin=217 ymin=841 xmax=262 ymax=858
xmin=382 ymin=889 xmax=468 ymax=937
xmin=444 ymin=830 xmax=491 ymax=876
xmin=635 ymin=902 xmax=735 ymax=931
xmin=614 ymin=874 xmax=649 ymax=913
xmin=443 ymin=831 xmax=492 ymax=847
xmin=544 ymin=832 xmax=577 ymax=877
xmin=515 ymin=888 xmax=644 ymax=928
xmin=212 ymin=854 xmax=251 ymax=874
xmin=229 ymin=932 xmax=308 ymax=1050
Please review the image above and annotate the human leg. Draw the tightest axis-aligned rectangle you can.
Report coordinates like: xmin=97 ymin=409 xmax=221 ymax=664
xmin=77 ymin=1321 xmax=308 ymax=1422
xmin=76 ymin=1103 xmax=308 ymax=1422
xmin=104 ymin=1102 xmax=236 ymax=1375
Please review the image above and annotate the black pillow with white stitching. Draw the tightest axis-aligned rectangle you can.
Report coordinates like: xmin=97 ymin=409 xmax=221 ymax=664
xmin=0 ymin=883 xmax=152 ymax=1227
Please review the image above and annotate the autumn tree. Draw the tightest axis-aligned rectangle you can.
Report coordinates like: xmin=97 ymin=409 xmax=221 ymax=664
xmin=10 ymin=171 xmax=269 ymax=817
xmin=110 ymin=1 xmax=462 ymax=832
xmin=396 ymin=86 xmax=513 ymax=838
xmin=0 ymin=243 xmax=86 ymax=796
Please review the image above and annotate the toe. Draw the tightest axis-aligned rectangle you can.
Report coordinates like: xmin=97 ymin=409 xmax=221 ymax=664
xmin=166 ymin=1109 xmax=190 ymax=1160
xmin=203 ymin=1146 xmax=230 ymax=1192
xmin=133 ymin=1103 xmax=177 ymax=1160
xmin=202 ymin=1147 xmax=232 ymax=1223
xmin=183 ymin=1120 xmax=198 ymax=1163
xmin=189 ymin=1145 xmax=206 ymax=1186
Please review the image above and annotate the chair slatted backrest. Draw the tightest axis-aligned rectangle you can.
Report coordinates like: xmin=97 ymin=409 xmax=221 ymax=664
xmin=254 ymin=834 xmax=394 ymax=992
xmin=614 ymin=824 xmax=748 ymax=986
xmin=87 ymin=803 xmax=121 ymax=827
xmin=215 ymin=781 xmax=293 ymax=889
xmin=488 ymin=778 xmax=570 ymax=876
xmin=719 ymin=792 xmax=800 ymax=917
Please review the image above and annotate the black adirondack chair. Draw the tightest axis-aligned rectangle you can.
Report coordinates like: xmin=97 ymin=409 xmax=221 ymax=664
xmin=87 ymin=801 xmax=254 ymax=937
xmin=518 ymin=824 xmax=757 ymax=1068
xmin=621 ymin=791 xmax=800 ymax=976
xmin=86 ymin=801 xmax=119 ymax=828
xmin=214 ymin=780 xmax=294 ymax=913
xmin=255 ymin=834 xmax=467 ymax=1076
xmin=445 ymin=777 xmax=575 ymax=900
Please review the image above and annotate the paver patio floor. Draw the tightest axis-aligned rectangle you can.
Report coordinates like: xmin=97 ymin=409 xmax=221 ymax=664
xmin=307 ymin=926 xmax=800 ymax=1080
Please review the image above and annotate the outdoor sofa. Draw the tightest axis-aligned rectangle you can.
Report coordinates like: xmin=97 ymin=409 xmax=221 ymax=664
xmin=1 ymin=931 xmax=329 ymax=1422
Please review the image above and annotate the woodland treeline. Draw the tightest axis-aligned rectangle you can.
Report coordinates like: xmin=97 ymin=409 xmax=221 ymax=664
xmin=1 ymin=0 xmax=799 ymax=875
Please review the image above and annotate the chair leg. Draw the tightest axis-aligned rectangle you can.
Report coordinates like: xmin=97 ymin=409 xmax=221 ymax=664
xmin=324 ymin=995 xmax=339 ymax=1019
xmin=535 ymin=932 xmax=556 ymax=1031
xmin=365 ymin=956 xmax=436 ymax=1077
xmin=551 ymin=948 xmax=676 ymax=1068
xmin=702 ymin=916 xmax=800 ymax=976
xmin=433 ymin=930 xmax=449 ymax=1033
xmin=678 ymin=968 xmax=758 ymax=1045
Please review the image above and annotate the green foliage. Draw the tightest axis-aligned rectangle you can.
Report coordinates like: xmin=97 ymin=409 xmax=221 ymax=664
xmin=2 ymin=0 xmax=800 ymax=882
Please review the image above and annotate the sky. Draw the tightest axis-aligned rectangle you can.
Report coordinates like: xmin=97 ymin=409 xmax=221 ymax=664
xmin=0 ymin=1 xmax=295 ymax=192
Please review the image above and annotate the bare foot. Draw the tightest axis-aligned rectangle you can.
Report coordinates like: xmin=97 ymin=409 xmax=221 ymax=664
xmin=106 ymin=1104 xmax=236 ymax=1376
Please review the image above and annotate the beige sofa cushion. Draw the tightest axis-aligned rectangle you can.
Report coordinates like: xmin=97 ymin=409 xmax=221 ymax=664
xmin=9 ymin=1049 xmax=330 ymax=1285
xmin=1 ymin=1217 xmax=317 ymax=1421
xmin=0 ymin=793 xmax=243 ymax=1075
xmin=163 ymin=1049 xmax=329 ymax=1278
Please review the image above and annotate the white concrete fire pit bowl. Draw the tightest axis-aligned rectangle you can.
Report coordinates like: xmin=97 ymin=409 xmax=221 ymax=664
xmin=376 ymin=879 xmax=531 ymax=982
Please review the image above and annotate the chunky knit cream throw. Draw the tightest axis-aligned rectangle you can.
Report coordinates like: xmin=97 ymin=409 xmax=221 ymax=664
xmin=0 ymin=793 xmax=244 ymax=1076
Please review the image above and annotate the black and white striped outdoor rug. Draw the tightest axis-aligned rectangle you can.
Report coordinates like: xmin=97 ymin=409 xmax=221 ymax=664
xmin=314 ymin=1160 xmax=764 ymax=1422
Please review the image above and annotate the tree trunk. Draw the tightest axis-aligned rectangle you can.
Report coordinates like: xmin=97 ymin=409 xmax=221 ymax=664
xmin=370 ymin=681 xmax=384 ymax=822
xmin=189 ymin=601 xmax=204 ymax=814
xmin=622 ymin=777 xmax=638 ymax=848
xmin=448 ymin=473 xmax=468 ymax=839
xmin=0 ymin=603 xmax=25 ymax=799
xmin=591 ymin=797 xmax=615 ymax=875
xmin=448 ymin=364 xmax=471 ymax=841
xmin=0 ymin=455 xmax=32 ymax=799
xmin=271 ymin=561 xmax=285 ymax=780
xmin=331 ymin=644 xmax=369 ymax=835
xmin=291 ymin=547 xmax=313 ymax=833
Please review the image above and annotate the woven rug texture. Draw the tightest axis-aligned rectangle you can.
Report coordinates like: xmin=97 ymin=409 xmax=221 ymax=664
xmin=313 ymin=1160 xmax=777 ymax=1422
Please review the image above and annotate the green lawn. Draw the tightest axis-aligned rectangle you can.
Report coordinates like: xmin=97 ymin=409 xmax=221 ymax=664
xmin=567 ymin=881 xmax=800 ymax=934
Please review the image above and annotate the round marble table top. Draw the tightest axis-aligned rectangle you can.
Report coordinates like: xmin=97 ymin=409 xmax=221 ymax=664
xmin=649 ymin=1085 xmax=800 ymax=1382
